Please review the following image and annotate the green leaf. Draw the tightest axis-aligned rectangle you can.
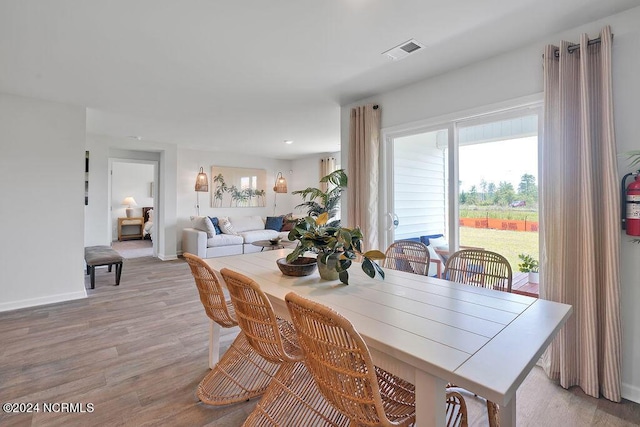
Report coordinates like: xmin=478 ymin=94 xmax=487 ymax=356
xmin=339 ymin=270 xmax=349 ymax=285
xmin=361 ymin=259 xmax=376 ymax=278
xmin=337 ymin=259 xmax=352 ymax=272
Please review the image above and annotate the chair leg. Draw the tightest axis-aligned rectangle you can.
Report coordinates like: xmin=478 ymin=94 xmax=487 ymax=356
xmin=487 ymin=400 xmax=499 ymax=427
xmin=108 ymin=264 xmax=113 ymax=272
xmin=90 ymin=266 xmax=95 ymax=289
xmin=115 ymin=262 xmax=122 ymax=286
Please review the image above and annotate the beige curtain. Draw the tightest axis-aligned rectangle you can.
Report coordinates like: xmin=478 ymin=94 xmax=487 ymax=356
xmin=540 ymin=25 xmax=621 ymax=402
xmin=348 ymin=104 xmax=380 ymax=251
xmin=319 ymin=157 xmax=337 ymax=193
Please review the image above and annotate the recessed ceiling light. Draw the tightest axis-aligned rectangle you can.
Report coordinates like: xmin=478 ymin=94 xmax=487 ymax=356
xmin=284 ymin=140 xmax=293 ymax=145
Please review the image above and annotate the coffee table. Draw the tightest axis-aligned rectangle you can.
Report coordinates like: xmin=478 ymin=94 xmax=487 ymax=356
xmin=251 ymin=239 xmax=295 ymax=251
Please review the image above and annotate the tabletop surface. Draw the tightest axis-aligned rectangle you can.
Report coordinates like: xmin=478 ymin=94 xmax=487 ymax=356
xmin=205 ymin=249 xmax=572 ymax=406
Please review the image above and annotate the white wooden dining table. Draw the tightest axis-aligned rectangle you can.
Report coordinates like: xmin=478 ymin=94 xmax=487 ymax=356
xmin=203 ymin=249 xmax=572 ymax=427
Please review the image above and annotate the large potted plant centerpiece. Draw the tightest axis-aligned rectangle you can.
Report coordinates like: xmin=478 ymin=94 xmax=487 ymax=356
xmin=284 ymin=169 xmax=385 ymax=285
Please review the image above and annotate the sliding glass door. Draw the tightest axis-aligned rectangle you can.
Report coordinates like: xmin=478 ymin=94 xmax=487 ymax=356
xmin=383 ymin=103 xmax=541 ymax=275
xmin=384 ymin=128 xmax=449 ymax=241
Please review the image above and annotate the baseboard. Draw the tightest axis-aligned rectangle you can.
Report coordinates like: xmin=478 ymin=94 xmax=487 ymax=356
xmin=0 ymin=290 xmax=87 ymax=313
xmin=622 ymin=381 xmax=640 ymax=404
xmin=158 ymin=254 xmax=178 ymax=261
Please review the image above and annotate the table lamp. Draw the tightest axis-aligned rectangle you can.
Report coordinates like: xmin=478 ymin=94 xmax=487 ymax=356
xmin=122 ymin=196 xmax=137 ymax=218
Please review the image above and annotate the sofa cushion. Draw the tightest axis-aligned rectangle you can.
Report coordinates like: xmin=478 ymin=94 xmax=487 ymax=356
xmin=192 ymin=216 xmax=216 ymax=238
xmin=229 ymin=215 xmax=264 ymax=233
xmin=208 ymin=216 xmax=222 ymax=235
xmin=265 ymin=216 xmax=284 ymax=231
xmin=240 ymin=229 xmax=279 ymax=244
xmin=206 ymin=234 xmax=244 ymax=247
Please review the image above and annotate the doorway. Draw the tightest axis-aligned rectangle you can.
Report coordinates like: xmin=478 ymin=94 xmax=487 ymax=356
xmin=109 ymin=159 xmax=159 ymax=258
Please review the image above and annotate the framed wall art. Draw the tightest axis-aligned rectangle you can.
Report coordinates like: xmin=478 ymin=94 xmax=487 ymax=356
xmin=210 ymin=166 xmax=267 ymax=208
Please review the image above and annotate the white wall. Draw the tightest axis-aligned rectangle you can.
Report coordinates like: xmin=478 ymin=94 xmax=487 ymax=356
xmin=0 ymin=93 xmax=87 ymax=311
xmin=340 ymin=6 xmax=640 ymax=403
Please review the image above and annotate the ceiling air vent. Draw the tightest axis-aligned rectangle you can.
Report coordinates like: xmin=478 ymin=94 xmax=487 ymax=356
xmin=382 ymin=39 xmax=425 ymax=61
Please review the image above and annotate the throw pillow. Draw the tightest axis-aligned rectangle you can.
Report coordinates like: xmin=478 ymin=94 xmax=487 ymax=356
xmin=428 ymin=236 xmax=448 ymax=249
xmin=218 ymin=217 xmax=237 ymax=235
xmin=281 ymin=219 xmax=297 ymax=232
xmin=280 ymin=212 xmax=297 ymax=231
xmin=265 ymin=216 xmax=284 ymax=231
xmin=192 ymin=216 xmax=216 ymax=238
xmin=208 ymin=216 xmax=222 ymax=235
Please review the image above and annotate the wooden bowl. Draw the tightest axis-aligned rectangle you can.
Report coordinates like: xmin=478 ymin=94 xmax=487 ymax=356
xmin=277 ymin=257 xmax=317 ymax=277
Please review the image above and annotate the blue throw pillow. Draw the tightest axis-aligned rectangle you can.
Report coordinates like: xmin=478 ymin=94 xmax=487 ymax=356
xmin=208 ymin=217 xmax=222 ymax=235
xmin=265 ymin=216 xmax=284 ymax=231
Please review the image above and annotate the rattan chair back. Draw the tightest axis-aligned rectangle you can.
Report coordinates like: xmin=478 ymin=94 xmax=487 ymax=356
xmin=183 ymin=252 xmax=236 ymax=327
xmin=382 ymin=240 xmax=431 ymax=276
xmin=220 ymin=268 xmax=301 ymax=364
xmin=444 ymin=249 xmax=512 ymax=292
xmin=184 ymin=253 xmax=280 ymax=406
xmin=286 ymin=292 xmax=415 ymax=427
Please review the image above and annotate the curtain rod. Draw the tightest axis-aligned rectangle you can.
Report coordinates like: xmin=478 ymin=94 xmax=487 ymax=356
xmin=553 ymin=35 xmax=610 ymax=57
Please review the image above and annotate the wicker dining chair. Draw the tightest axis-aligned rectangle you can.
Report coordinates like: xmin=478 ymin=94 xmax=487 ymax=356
xmin=443 ymin=248 xmax=513 ymax=292
xmin=443 ymin=248 xmax=513 ymax=427
xmin=183 ymin=253 xmax=279 ymax=406
xmin=285 ymin=291 xmax=468 ymax=427
xmin=382 ymin=240 xmax=431 ymax=276
xmin=220 ymin=268 xmax=350 ymax=427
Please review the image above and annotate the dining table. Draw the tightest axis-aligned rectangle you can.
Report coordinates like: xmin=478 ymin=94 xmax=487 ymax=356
xmin=203 ymin=249 xmax=572 ymax=427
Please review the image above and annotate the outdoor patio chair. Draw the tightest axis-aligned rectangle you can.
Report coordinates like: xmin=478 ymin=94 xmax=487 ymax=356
xmin=443 ymin=248 xmax=512 ymax=292
xmin=285 ymin=291 xmax=469 ymax=427
xmin=383 ymin=240 xmax=431 ymax=276
xmin=443 ymin=248 xmax=513 ymax=427
xmin=220 ymin=268 xmax=349 ymax=427
xmin=183 ymin=253 xmax=279 ymax=406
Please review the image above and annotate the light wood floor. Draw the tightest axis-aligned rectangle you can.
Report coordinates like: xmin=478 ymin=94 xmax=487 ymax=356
xmin=1 ymin=256 xmax=639 ymax=426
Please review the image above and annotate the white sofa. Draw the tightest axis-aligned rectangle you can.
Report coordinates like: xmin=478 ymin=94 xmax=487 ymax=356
xmin=182 ymin=215 xmax=293 ymax=259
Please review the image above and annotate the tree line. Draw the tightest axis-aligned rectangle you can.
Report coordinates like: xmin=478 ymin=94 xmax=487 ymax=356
xmin=460 ymin=173 xmax=537 ymax=207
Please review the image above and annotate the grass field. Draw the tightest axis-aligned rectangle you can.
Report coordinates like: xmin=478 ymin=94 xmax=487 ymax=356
xmin=459 ymin=226 xmax=539 ymax=272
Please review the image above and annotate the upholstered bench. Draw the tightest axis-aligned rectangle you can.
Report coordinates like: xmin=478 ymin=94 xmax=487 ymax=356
xmin=84 ymin=245 xmax=123 ymax=289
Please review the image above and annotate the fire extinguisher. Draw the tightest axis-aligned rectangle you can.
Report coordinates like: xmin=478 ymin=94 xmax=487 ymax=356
xmin=622 ymin=171 xmax=640 ymax=236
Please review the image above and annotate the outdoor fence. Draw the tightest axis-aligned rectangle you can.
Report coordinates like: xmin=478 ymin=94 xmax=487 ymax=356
xmin=459 ymin=217 xmax=538 ymax=232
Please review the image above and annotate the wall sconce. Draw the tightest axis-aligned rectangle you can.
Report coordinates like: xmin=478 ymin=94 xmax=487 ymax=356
xmin=195 ymin=167 xmax=209 ymax=216
xmin=273 ymin=172 xmax=288 ymax=193
xmin=121 ymin=196 xmax=137 ymax=218
xmin=273 ymin=172 xmax=288 ymax=215
xmin=195 ymin=167 xmax=209 ymax=192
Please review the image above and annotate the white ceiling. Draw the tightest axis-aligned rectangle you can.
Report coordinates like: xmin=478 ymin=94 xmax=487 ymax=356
xmin=1 ymin=1 xmax=637 ymax=159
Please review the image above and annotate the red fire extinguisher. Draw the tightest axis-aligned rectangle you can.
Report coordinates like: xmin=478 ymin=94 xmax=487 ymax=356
xmin=622 ymin=171 xmax=640 ymax=236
